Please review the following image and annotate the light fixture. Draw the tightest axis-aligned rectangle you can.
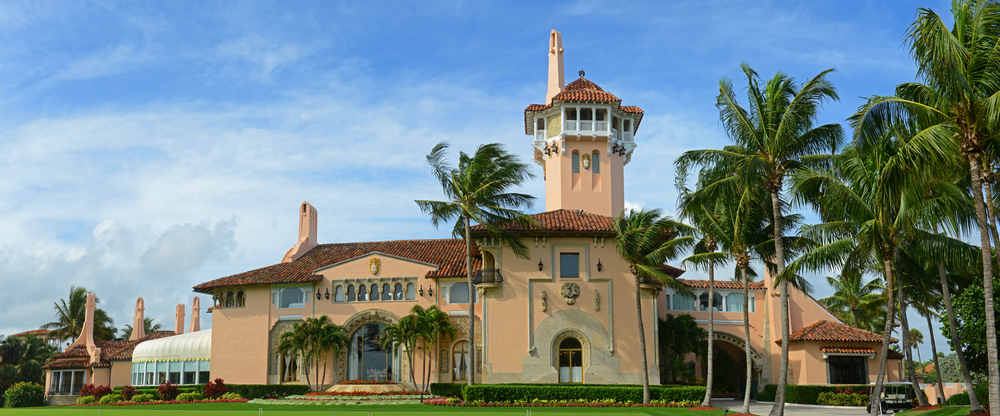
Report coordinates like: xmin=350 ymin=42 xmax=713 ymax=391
xmin=324 ymin=288 xmax=330 ymax=300
xmin=597 ymin=259 xmax=602 ymax=272
xmin=419 ymin=285 xmax=425 ymax=296
xmin=428 ymin=287 xmax=434 ymax=297
xmin=316 ymin=291 xmax=322 ymax=300
xmin=538 ymin=259 xmax=544 ymax=272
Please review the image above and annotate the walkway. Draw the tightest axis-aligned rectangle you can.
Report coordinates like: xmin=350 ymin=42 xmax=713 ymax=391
xmin=711 ymin=399 xmax=869 ymax=416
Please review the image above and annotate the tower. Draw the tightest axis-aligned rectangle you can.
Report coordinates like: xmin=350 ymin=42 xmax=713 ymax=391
xmin=524 ymin=30 xmax=643 ymax=217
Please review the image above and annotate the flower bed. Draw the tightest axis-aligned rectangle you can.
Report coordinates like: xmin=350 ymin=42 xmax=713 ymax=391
xmin=423 ymin=398 xmax=700 ymax=408
xmin=339 ymin=380 xmax=396 ymax=385
xmin=250 ymin=394 xmax=433 ymax=406
xmin=76 ymin=399 xmax=249 ymax=406
xmin=304 ymin=390 xmax=427 ymax=397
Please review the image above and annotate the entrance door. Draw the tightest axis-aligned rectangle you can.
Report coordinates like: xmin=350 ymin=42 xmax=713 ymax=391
xmin=558 ymin=338 xmax=583 ymax=383
xmin=348 ymin=322 xmax=396 ymax=381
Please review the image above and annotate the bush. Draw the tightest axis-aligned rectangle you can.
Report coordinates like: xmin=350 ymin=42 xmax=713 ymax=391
xmin=755 ymin=385 xmax=871 ymax=404
xmin=225 ymin=384 xmax=309 ymax=399
xmin=461 ymin=384 xmax=705 ymax=404
xmin=431 ymin=383 xmax=465 ymax=398
xmin=75 ymin=396 xmax=96 ymax=405
xmin=98 ymin=393 xmax=123 ymax=404
xmin=817 ymin=392 xmax=868 ymax=406
xmin=219 ymin=392 xmax=244 ymax=400
xmin=3 ymin=382 xmax=44 ymax=408
xmin=175 ymin=392 xmax=204 ymax=402
xmin=204 ymin=378 xmax=226 ymax=399
xmin=756 ymin=384 xmax=776 ymax=402
xmin=118 ymin=386 xmax=201 ymax=397
xmin=158 ymin=382 xmax=179 ymax=401
xmin=80 ymin=384 xmax=113 ymax=400
xmin=947 ymin=391 xmax=970 ymax=405
xmin=120 ymin=385 xmax=136 ymax=401
xmin=130 ymin=393 xmax=155 ymax=403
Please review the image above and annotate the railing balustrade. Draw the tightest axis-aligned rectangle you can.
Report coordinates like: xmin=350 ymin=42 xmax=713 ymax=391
xmin=473 ymin=269 xmax=504 ymax=285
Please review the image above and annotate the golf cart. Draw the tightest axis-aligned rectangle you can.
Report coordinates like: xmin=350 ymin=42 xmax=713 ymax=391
xmin=866 ymin=382 xmax=916 ymax=415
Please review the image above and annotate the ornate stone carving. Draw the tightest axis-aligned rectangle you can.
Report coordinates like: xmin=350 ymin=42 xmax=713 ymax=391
xmin=540 ymin=290 xmax=547 ymax=312
xmin=594 ymin=290 xmax=600 ymax=311
xmin=560 ymin=283 xmax=580 ymax=305
xmin=440 ymin=349 xmax=449 ymax=373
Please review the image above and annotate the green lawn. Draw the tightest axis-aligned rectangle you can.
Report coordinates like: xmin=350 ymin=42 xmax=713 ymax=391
xmin=896 ymin=406 xmax=971 ymax=416
xmin=2 ymin=403 xmax=727 ymax=415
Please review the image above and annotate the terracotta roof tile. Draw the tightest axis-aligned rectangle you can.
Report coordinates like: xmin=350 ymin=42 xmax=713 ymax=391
xmin=550 ymin=78 xmax=621 ymax=103
xmin=194 ymin=239 xmax=478 ymax=292
xmin=679 ymin=279 xmax=765 ymax=290
xmin=820 ymin=346 xmax=876 ymax=355
xmin=42 ymin=359 xmax=91 ymax=369
xmin=471 ymin=209 xmax=615 ymax=233
xmin=47 ymin=331 xmax=179 ymax=368
xmin=106 ymin=331 xmax=177 ymax=361
xmin=11 ymin=329 xmax=52 ymax=337
xmin=888 ymin=350 xmax=905 ymax=359
xmin=776 ymin=320 xmax=898 ymax=344
xmin=620 ymin=106 xmax=644 ymax=114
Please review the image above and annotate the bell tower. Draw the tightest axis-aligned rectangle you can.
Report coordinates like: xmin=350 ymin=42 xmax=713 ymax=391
xmin=524 ymin=30 xmax=643 ymax=218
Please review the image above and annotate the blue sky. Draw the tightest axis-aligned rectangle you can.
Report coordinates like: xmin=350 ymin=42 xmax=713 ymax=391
xmin=0 ymin=0 xmax=955 ymax=356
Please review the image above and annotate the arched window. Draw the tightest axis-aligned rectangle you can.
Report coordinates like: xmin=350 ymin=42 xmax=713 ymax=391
xmin=280 ymin=352 xmax=298 ymax=382
xmin=235 ymin=291 xmax=245 ymax=307
xmin=572 ymin=152 xmax=580 ymax=174
xmin=394 ymin=283 xmax=404 ymax=300
xmin=536 ymin=118 xmax=545 ymax=132
xmin=452 ymin=341 xmax=469 ymax=381
xmin=558 ymin=338 xmax=583 ymax=383
xmin=225 ymin=291 xmax=234 ymax=308
xmin=699 ymin=292 xmax=723 ymax=312
xmin=347 ymin=285 xmax=356 ymax=302
xmin=591 ymin=152 xmax=600 ymax=174
xmin=358 ymin=285 xmax=368 ymax=302
xmin=334 ymin=286 xmax=344 ymax=302
xmin=405 ymin=283 xmax=416 ymax=300
xmin=382 ymin=284 xmax=392 ymax=301
xmin=371 ymin=284 xmax=379 ymax=301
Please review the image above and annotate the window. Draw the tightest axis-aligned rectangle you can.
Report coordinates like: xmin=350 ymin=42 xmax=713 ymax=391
xmin=225 ymin=291 xmax=234 ymax=308
xmin=394 ymin=283 xmax=404 ymax=300
xmin=382 ymin=284 xmax=392 ymax=301
xmin=558 ymin=338 xmax=583 ymax=383
xmin=699 ymin=292 xmax=723 ymax=311
xmin=198 ymin=360 xmax=210 ymax=385
xmin=560 ymin=253 xmax=580 ymax=278
xmin=280 ymin=352 xmax=299 ymax=382
xmin=572 ymin=152 xmax=580 ymax=174
xmin=672 ymin=293 xmax=696 ymax=311
xmin=49 ymin=370 xmax=85 ymax=395
xmin=183 ymin=361 xmax=196 ymax=385
xmin=624 ymin=120 xmax=631 ymax=132
xmin=169 ymin=361 xmax=181 ymax=384
xmin=279 ymin=287 xmax=305 ymax=309
xmin=592 ymin=152 xmax=600 ymax=174
xmin=580 ymin=108 xmax=593 ymax=121
xmin=726 ymin=293 xmax=744 ymax=312
xmin=595 ymin=109 xmax=606 ymax=121
xmin=453 ymin=341 xmax=470 ymax=381
xmin=565 ymin=108 xmax=577 ymax=120
xmin=537 ymin=118 xmax=545 ymax=131
xmin=347 ymin=285 xmax=356 ymax=302
xmin=828 ymin=356 xmax=867 ymax=384
xmin=405 ymin=283 xmax=416 ymax=300
xmin=358 ymin=285 xmax=368 ymax=301
xmin=334 ymin=286 xmax=344 ymax=302
xmin=371 ymin=284 xmax=379 ymax=301
xmin=449 ymin=282 xmax=476 ymax=304
xmin=235 ymin=291 xmax=245 ymax=307
xmin=750 ymin=295 xmax=756 ymax=313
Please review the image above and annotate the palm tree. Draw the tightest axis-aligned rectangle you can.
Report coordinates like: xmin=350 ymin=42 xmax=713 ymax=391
xmin=909 ymin=329 xmax=924 ymax=366
xmin=853 ymin=3 xmax=1000 ymax=410
xmin=41 ymin=286 xmax=116 ymax=343
xmin=276 ymin=325 xmax=310 ymax=389
xmin=676 ymin=63 xmax=843 ymax=415
xmin=312 ymin=316 xmax=347 ymax=389
xmin=410 ymin=305 xmax=455 ymax=392
xmin=613 ymin=208 xmax=694 ymax=404
xmin=415 ymin=142 xmax=536 ymax=386
xmin=120 ymin=317 xmax=162 ymax=341
xmin=380 ymin=316 xmax=420 ymax=386
xmin=0 ymin=333 xmax=57 ymax=386
xmin=658 ymin=314 xmax=707 ymax=384
xmin=819 ymin=274 xmax=885 ymax=331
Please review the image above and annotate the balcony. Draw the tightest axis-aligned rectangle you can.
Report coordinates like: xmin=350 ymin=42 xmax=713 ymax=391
xmin=637 ymin=276 xmax=663 ymax=288
xmin=563 ymin=120 xmax=610 ymax=134
xmin=473 ymin=269 xmax=504 ymax=285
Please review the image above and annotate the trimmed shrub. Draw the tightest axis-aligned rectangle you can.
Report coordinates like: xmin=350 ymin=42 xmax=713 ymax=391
xmin=118 ymin=386 xmax=200 ymax=397
xmin=131 ymin=393 xmax=155 ymax=403
xmin=81 ymin=384 xmax=113 ymax=400
xmin=175 ymin=392 xmax=204 ymax=402
xmin=225 ymin=384 xmax=309 ymax=399
xmin=204 ymin=378 xmax=226 ymax=399
xmin=755 ymin=385 xmax=871 ymax=405
xmin=98 ymin=393 xmax=123 ymax=404
xmin=947 ymin=391 xmax=970 ymax=405
xmin=76 ymin=396 xmax=96 ymax=405
xmin=3 ymin=382 xmax=45 ymax=408
xmin=431 ymin=383 xmax=465 ymax=398
xmin=462 ymin=384 xmax=705 ymax=404
xmin=756 ymin=384 xmax=776 ymax=402
xmin=817 ymin=392 xmax=868 ymax=406
xmin=219 ymin=392 xmax=244 ymax=400
xmin=158 ymin=382 xmax=179 ymax=401
xmin=120 ymin=385 xmax=136 ymax=401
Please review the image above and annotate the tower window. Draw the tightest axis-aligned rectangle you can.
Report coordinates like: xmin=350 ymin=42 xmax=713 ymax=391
xmin=560 ymin=253 xmax=580 ymax=278
xmin=572 ymin=152 xmax=580 ymax=174
xmin=623 ymin=120 xmax=631 ymax=132
xmin=579 ymin=108 xmax=593 ymax=121
xmin=595 ymin=109 xmax=606 ymax=121
xmin=592 ymin=152 xmax=600 ymax=174
xmin=536 ymin=118 xmax=545 ymax=131
xmin=565 ymin=108 xmax=577 ymax=120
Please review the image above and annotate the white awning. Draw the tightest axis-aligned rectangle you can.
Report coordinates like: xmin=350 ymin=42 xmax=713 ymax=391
xmin=132 ymin=329 xmax=211 ymax=362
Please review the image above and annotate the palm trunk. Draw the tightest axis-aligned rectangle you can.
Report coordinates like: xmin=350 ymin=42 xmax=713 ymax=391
xmin=464 ymin=215 xmax=476 ymax=386
xmin=303 ymin=355 xmax=313 ymax=391
xmin=869 ymin=257 xmax=897 ymax=416
xmin=422 ymin=338 xmax=429 ymax=392
xmin=635 ymin=275 xmax=651 ymax=404
xmin=969 ymin=158 xmax=999 ymax=413
xmin=926 ymin=313 xmax=945 ymax=405
xmin=410 ymin=343 xmax=417 ymax=386
xmin=768 ymin=189 xmax=789 ymax=416
xmin=702 ymin=257 xmax=715 ymax=407
xmin=741 ymin=266 xmax=752 ymax=415
xmin=937 ymin=255 xmax=983 ymax=412
xmin=984 ymin=180 xmax=1000 ymax=252
xmin=898 ymin=292 xmax=928 ymax=407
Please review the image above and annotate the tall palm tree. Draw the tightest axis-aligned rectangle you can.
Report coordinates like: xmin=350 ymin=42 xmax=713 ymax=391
xmin=313 ymin=317 xmax=347 ymax=389
xmin=120 ymin=317 xmax=162 ymax=341
xmin=818 ymin=274 xmax=885 ymax=332
xmin=410 ymin=305 xmax=454 ymax=392
xmin=613 ymin=208 xmax=694 ymax=404
xmin=415 ymin=142 xmax=536 ymax=386
xmin=853 ymin=3 xmax=1000 ymax=410
xmin=677 ymin=63 xmax=843 ymax=415
xmin=380 ymin=315 xmax=420 ymax=386
xmin=276 ymin=324 xmax=310 ymax=389
xmin=41 ymin=286 xmax=116 ymax=343
xmin=909 ymin=329 xmax=924 ymax=365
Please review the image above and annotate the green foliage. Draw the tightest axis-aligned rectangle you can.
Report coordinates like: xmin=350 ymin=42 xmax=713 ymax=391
xmin=224 ymin=384 xmax=309 ymax=399
xmin=120 ymin=317 xmax=162 ymax=341
xmin=756 ymin=384 xmax=776 ymax=402
xmin=948 ymin=391 xmax=970 ymax=405
xmin=219 ymin=392 xmax=244 ymax=400
xmin=75 ymin=396 xmax=96 ymax=405
xmin=120 ymin=385 xmax=136 ymax=401
xmin=115 ymin=386 xmax=201 ymax=396
xmin=816 ymin=392 xmax=868 ymax=406
xmin=3 ymin=381 xmax=44 ymax=408
xmin=41 ymin=286 xmax=117 ymax=342
xmin=130 ymin=393 xmax=155 ymax=403
xmin=755 ymin=384 xmax=871 ymax=404
xmin=658 ymin=313 xmax=706 ymax=383
xmin=430 ymin=383 xmax=465 ymax=398
xmin=945 ymin=280 xmax=1000 ymax=374
xmin=0 ymin=332 xmax=58 ymax=406
xmin=175 ymin=392 xmax=204 ymax=402
xmin=462 ymin=384 xmax=705 ymax=404
xmin=98 ymin=393 xmax=123 ymax=404
xmin=157 ymin=382 xmax=179 ymax=401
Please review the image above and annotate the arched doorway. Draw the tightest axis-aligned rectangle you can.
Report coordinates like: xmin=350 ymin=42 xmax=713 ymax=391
xmin=452 ymin=340 xmax=469 ymax=381
xmin=347 ymin=322 xmax=399 ymax=382
xmin=704 ymin=332 xmax=762 ymax=398
xmin=558 ymin=337 xmax=583 ymax=383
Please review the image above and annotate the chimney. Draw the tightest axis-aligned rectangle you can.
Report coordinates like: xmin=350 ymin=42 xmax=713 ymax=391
xmin=67 ymin=293 xmax=100 ymax=364
xmin=282 ymin=201 xmax=319 ymax=263
xmin=189 ymin=297 xmax=201 ymax=333
xmin=546 ymin=30 xmax=565 ymax=105
xmin=174 ymin=303 xmax=185 ymax=335
xmin=129 ymin=297 xmax=146 ymax=341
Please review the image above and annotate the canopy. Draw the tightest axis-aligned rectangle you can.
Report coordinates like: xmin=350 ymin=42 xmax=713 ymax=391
xmin=132 ymin=329 xmax=211 ymax=362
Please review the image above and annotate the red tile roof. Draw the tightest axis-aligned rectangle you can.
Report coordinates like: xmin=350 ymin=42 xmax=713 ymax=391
xmin=106 ymin=331 xmax=177 ymax=361
xmin=44 ymin=331 xmax=177 ymax=369
xmin=776 ymin=320 xmax=898 ymax=345
xmin=821 ymin=346 xmax=876 ymax=355
xmin=11 ymin=329 xmax=52 ymax=337
xmin=42 ymin=359 xmax=90 ymax=369
xmin=471 ymin=209 xmax=615 ymax=234
xmin=888 ymin=350 xmax=905 ymax=360
xmin=550 ymin=78 xmax=621 ymax=102
xmin=620 ymin=106 xmax=644 ymax=114
xmin=679 ymin=279 xmax=765 ymax=290
xmin=194 ymin=239 xmax=478 ymax=293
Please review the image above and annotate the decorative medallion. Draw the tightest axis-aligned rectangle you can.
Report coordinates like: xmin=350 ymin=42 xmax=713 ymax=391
xmin=581 ymin=153 xmax=591 ymax=170
xmin=369 ymin=258 xmax=381 ymax=275
xmin=561 ymin=283 xmax=580 ymax=305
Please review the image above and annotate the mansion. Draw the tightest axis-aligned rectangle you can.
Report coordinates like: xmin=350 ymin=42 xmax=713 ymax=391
xmin=41 ymin=30 xmax=902 ymax=404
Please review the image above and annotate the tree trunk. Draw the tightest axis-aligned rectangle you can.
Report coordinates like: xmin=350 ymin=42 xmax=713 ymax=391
xmin=465 ymin=215 xmax=476 ymax=386
xmin=741 ymin=266 xmax=752 ymax=415
xmin=983 ymin=179 xmax=1000 ymax=252
xmin=423 ymin=338 xmax=429 ymax=392
xmin=768 ymin=189 xmax=789 ymax=416
xmin=702 ymin=257 xmax=716 ymax=407
xmin=969 ymin=158 xmax=999 ymax=413
xmin=937 ymin=255 xmax=983 ymax=412
xmin=898 ymin=293 xmax=928 ymax=407
xmin=635 ymin=275 xmax=651 ymax=404
xmin=926 ymin=313 xmax=945 ymax=405
xmin=303 ymin=355 xmax=313 ymax=391
xmin=869 ymin=257 xmax=897 ymax=416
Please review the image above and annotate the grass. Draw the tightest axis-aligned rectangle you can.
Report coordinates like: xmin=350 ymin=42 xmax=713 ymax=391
xmin=2 ymin=403 xmax=728 ymax=415
xmin=897 ymin=406 xmax=972 ymax=416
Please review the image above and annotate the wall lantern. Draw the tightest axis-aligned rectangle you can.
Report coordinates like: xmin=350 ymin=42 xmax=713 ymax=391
xmin=597 ymin=259 xmax=602 ymax=272
xmin=316 ymin=290 xmax=322 ymax=300
xmin=428 ymin=287 xmax=434 ymax=297
xmin=538 ymin=259 xmax=544 ymax=272
xmin=325 ymin=288 xmax=330 ymax=300
xmin=419 ymin=285 xmax=425 ymax=297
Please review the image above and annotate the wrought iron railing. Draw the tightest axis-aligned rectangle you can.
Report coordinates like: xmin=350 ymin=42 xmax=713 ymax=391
xmin=637 ymin=276 xmax=663 ymax=286
xmin=473 ymin=269 xmax=504 ymax=285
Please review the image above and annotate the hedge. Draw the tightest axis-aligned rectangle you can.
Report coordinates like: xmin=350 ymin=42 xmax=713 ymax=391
xmin=462 ymin=384 xmax=705 ymax=403
xmin=816 ymin=392 xmax=868 ymax=406
xmin=755 ymin=385 xmax=872 ymax=404
xmin=113 ymin=386 xmax=202 ymax=396
xmin=430 ymin=383 xmax=465 ymax=398
xmin=224 ymin=384 xmax=309 ymax=399
xmin=946 ymin=381 xmax=988 ymax=406
xmin=3 ymin=382 xmax=45 ymax=408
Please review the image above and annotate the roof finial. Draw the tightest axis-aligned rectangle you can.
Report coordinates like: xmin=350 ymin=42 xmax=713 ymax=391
xmin=579 ymin=68 xmax=585 ymax=77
